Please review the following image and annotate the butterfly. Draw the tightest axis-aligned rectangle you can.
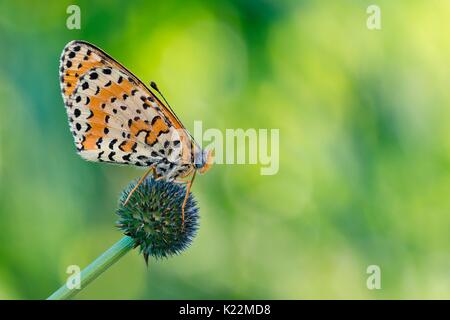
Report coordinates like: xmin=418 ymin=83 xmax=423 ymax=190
xmin=59 ymin=40 xmax=213 ymax=223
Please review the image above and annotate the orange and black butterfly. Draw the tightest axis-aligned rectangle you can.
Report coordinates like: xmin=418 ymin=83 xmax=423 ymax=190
xmin=59 ymin=40 xmax=213 ymax=221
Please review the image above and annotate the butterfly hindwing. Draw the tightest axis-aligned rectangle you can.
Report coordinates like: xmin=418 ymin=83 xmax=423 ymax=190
xmin=59 ymin=40 xmax=190 ymax=178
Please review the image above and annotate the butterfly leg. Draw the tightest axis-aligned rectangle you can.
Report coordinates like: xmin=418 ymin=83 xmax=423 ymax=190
xmin=123 ymin=166 xmax=155 ymax=206
xmin=181 ymin=170 xmax=197 ymax=228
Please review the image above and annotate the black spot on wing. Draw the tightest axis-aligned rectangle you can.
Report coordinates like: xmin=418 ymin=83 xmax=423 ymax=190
xmin=96 ymin=137 xmax=103 ymax=148
xmin=108 ymin=152 xmax=116 ymax=161
xmin=109 ymin=139 xmax=117 ymax=150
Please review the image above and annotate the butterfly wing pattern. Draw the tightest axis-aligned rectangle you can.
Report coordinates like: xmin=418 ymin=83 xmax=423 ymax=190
xmin=59 ymin=40 xmax=203 ymax=181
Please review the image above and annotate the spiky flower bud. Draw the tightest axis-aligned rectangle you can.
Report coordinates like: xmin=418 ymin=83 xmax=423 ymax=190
xmin=116 ymin=177 xmax=199 ymax=263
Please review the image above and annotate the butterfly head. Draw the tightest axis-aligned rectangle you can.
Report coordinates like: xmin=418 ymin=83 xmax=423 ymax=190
xmin=194 ymin=147 xmax=214 ymax=174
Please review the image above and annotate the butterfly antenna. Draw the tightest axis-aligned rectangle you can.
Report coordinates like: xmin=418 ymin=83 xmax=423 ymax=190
xmin=150 ymin=81 xmax=174 ymax=112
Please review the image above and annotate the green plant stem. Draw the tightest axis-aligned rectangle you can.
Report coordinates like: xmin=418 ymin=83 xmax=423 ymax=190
xmin=47 ymin=236 xmax=135 ymax=300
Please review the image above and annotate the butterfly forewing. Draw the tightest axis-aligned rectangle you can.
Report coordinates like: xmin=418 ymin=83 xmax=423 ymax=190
xmin=59 ymin=40 xmax=194 ymax=180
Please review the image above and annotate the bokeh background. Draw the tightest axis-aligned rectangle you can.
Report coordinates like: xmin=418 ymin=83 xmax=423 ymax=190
xmin=1 ymin=0 xmax=449 ymax=299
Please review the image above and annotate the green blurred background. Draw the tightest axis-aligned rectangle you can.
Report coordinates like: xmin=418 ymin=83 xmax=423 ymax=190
xmin=1 ymin=0 xmax=449 ymax=299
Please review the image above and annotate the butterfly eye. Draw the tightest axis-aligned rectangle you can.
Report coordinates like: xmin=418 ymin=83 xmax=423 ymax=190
xmin=194 ymin=156 xmax=204 ymax=169
xmin=194 ymin=163 xmax=203 ymax=169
